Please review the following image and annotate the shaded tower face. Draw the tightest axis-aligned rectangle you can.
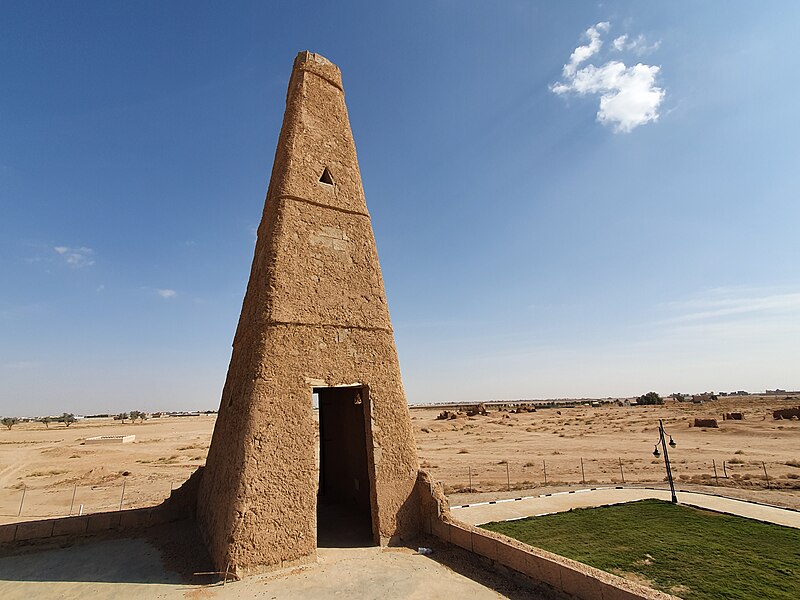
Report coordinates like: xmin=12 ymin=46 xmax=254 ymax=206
xmin=196 ymin=52 xmax=420 ymax=577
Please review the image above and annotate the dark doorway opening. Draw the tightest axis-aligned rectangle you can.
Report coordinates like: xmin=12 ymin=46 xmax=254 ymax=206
xmin=315 ymin=386 xmax=376 ymax=548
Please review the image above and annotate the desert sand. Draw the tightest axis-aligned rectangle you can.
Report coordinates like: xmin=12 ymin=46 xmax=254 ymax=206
xmin=1 ymin=395 xmax=798 ymax=523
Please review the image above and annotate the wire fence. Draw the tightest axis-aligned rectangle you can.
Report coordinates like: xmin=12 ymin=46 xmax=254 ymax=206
xmin=1 ymin=456 xmax=798 ymax=522
xmin=0 ymin=478 xmax=177 ymax=522
xmin=428 ymin=456 xmax=800 ymax=495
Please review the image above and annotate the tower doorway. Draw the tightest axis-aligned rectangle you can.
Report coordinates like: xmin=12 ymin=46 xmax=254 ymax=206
xmin=315 ymin=385 xmax=377 ymax=547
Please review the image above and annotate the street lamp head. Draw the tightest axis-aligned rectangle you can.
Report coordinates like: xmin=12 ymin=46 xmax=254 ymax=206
xmin=653 ymin=445 xmax=661 ymax=458
xmin=669 ymin=436 xmax=676 ymax=448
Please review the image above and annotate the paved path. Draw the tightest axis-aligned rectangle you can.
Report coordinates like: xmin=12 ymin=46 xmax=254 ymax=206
xmin=451 ymin=486 xmax=800 ymax=529
xmin=0 ymin=541 xmax=536 ymax=600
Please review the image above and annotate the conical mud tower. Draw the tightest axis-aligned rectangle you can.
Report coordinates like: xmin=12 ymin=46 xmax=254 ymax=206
xmin=196 ymin=52 xmax=420 ymax=577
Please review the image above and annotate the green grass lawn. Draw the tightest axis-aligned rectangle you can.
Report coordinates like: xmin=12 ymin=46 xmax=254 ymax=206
xmin=481 ymin=499 xmax=799 ymax=600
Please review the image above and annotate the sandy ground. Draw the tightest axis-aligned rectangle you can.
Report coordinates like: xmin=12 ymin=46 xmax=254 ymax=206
xmin=413 ymin=395 xmax=800 ymax=503
xmin=0 ymin=416 xmax=213 ymax=522
xmin=1 ymin=395 xmax=799 ymax=522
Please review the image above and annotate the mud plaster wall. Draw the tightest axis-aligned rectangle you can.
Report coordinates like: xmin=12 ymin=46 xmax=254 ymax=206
xmin=196 ymin=52 xmax=419 ymax=577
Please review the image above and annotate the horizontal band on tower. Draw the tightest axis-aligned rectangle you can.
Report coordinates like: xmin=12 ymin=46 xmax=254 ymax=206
xmin=298 ymin=65 xmax=344 ymax=92
xmin=276 ymin=194 xmax=371 ymax=218
xmin=265 ymin=320 xmax=393 ymax=334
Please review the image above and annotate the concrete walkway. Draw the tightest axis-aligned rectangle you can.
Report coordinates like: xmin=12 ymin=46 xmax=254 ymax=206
xmin=0 ymin=541 xmax=537 ymax=600
xmin=451 ymin=486 xmax=800 ymax=529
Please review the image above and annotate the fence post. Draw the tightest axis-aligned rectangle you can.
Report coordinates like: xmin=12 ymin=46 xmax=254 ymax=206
xmin=619 ymin=457 xmax=625 ymax=483
xmin=762 ymin=462 xmax=770 ymax=489
xmin=543 ymin=459 xmax=547 ymax=485
xmin=18 ymin=483 xmax=26 ymax=517
xmin=119 ymin=480 xmax=126 ymax=511
xmin=580 ymin=458 xmax=586 ymax=484
xmin=69 ymin=484 xmax=77 ymax=516
xmin=723 ymin=460 xmax=728 ymax=478
xmin=712 ymin=459 xmax=719 ymax=485
xmin=468 ymin=466 xmax=472 ymax=490
xmin=506 ymin=461 xmax=510 ymax=491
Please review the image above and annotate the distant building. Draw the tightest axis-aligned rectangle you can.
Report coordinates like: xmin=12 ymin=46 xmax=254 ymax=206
xmin=692 ymin=393 xmax=717 ymax=403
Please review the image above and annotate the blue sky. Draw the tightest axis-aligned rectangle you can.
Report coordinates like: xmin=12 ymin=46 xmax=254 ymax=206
xmin=2 ymin=2 xmax=799 ymax=415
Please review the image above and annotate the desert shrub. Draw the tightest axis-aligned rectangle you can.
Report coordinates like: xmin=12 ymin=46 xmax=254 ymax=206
xmin=637 ymin=392 xmax=664 ymax=405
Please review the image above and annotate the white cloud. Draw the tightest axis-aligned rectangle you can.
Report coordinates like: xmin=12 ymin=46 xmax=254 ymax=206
xmin=3 ymin=361 xmax=40 ymax=370
xmin=661 ymin=288 xmax=800 ymax=325
xmin=552 ymin=23 xmax=665 ymax=133
xmin=157 ymin=289 xmax=176 ymax=299
xmin=651 ymin=286 xmax=800 ymax=354
xmin=54 ymin=246 xmax=95 ymax=268
xmin=612 ymin=34 xmax=628 ymax=52
xmin=563 ymin=22 xmax=609 ymax=77
xmin=612 ymin=34 xmax=660 ymax=56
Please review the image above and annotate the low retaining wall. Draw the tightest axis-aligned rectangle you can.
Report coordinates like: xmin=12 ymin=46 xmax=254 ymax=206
xmin=0 ymin=504 xmax=186 ymax=546
xmin=85 ymin=434 xmax=136 ymax=444
xmin=416 ymin=472 xmax=676 ymax=600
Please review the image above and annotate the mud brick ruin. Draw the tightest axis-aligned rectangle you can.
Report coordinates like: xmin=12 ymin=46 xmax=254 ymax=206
xmin=195 ymin=52 xmax=420 ymax=577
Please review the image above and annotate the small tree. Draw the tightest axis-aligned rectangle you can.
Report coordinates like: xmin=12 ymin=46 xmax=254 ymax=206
xmin=138 ymin=411 xmax=148 ymax=423
xmin=62 ymin=413 xmax=76 ymax=427
xmin=637 ymin=391 xmax=664 ymax=406
xmin=2 ymin=417 xmax=19 ymax=430
xmin=129 ymin=410 xmax=141 ymax=423
xmin=40 ymin=416 xmax=52 ymax=428
xmin=117 ymin=412 xmax=129 ymax=424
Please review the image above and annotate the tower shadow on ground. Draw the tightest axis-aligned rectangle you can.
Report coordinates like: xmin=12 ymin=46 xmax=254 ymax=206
xmin=0 ymin=519 xmax=214 ymax=586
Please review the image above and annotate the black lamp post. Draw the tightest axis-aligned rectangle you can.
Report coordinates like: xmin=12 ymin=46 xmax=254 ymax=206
xmin=652 ymin=419 xmax=677 ymax=503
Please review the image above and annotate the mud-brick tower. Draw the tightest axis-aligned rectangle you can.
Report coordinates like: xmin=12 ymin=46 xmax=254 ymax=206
xmin=196 ymin=52 xmax=420 ymax=577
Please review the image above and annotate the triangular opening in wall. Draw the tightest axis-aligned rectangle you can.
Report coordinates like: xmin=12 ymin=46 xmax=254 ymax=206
xmin=319 ymin=167 xmax=334 ymax=185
